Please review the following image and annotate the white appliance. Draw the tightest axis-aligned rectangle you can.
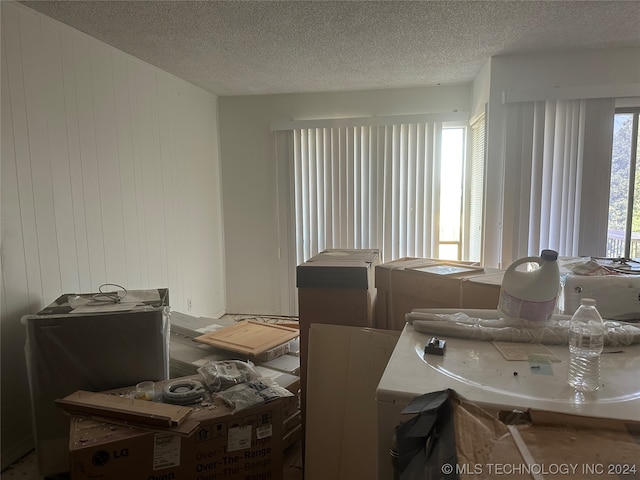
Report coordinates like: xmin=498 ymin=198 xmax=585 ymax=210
xmin=22 ymin=289 xmax=170 ymax=477
xmin=562 ymin=273 xmax=640 ymax=321
xmin=376 ymin=317 xmax=640 ymax=480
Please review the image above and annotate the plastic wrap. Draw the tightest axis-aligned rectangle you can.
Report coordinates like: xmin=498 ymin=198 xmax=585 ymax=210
xmin=408 ymin=311 xmax=640 ymax=346
xmin=197 ymin=360 xmax=260 ymax=392
xmin=21 ymin=288 xmax=170 ymax=476
xmin=214 ymin=378 xmax=294 ymax=413
xmin=558 ymin=257 xmax=640 ymax=321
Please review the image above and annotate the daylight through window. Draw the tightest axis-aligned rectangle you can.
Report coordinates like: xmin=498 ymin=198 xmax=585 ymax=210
xmin=608 ymin=108 xmax=640 ymax=258
xmin=292 ymin=120 xmax=483 ymax=264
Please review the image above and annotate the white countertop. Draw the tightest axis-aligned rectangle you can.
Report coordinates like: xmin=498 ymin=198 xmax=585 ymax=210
xmin=377 ymin=322 xmax=640 ymax=420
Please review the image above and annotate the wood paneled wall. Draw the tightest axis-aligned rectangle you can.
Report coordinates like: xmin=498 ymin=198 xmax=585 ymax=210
xmin=1 ymin=2 xmax=225 ymax=466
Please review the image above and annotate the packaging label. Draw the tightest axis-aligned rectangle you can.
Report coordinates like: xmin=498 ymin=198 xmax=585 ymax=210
xmin=219 ymin=363 xmax=242 ymax=377
xmin=499 ymin=291 xmax=556 ymax=322
xmin=228 ymin=425 xmax=252 ymax=452
xmin=153 ymin=433 xmax=181 ymax=470
xmin=256 ymin=424 xmax=273 ymax=440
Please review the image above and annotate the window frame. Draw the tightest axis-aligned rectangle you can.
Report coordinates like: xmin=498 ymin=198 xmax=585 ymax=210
xmin=289 ymin=118 xmax=482 ymax=264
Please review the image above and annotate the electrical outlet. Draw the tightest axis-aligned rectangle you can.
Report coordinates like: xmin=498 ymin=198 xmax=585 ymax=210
xmin=187 ymin=298 xmax=192 ymax=311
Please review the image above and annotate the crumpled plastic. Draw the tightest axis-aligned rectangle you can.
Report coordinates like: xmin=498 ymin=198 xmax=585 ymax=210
xmin=215 ymin=377 xmax=294 ymax=413
xmin=408 ymin=311 xmax=640 ymax=346
xmin=197 ymin=360 xmax=260 ymax=392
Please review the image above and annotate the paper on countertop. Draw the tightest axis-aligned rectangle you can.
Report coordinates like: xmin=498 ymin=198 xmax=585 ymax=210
xmin=492 ymin=341 xmax=561 ymax=362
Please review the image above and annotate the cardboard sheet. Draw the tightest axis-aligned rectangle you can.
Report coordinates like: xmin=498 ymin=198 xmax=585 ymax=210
xmin=393 ymin=390 xmax=640 ymax=480
xmin=56 ymin=390 xmax=197 ymax=435
xmin=304 ymin=324 xmax=400 ymax=480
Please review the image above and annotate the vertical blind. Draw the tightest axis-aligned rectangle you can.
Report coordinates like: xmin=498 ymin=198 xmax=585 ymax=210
xmin=465 ymin=114 xmax=485 ymax=262
xmin=502 ymin=98 xmax=615 ymax=262
xmin=292 ymin=123 xmax=442 ymax=265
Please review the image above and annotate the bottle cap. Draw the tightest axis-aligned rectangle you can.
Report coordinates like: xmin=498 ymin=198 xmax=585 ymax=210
xmin=541 ymin=249 xmax=558 ymax=261
xmin=580 ymin=298 xmax=596 ymax=307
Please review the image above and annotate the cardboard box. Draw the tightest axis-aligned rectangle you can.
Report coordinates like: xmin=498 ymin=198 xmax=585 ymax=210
xmin=297 ymin=249 xmax=379 ymax=350
xmin=393 ymin=390 xmax=640 ymax=480
xmin=305 ymin=324 xmax=400 ymax=480
xmin=64 ymin=379 xmax=284 ymax=480
xmin=460 ymin=271 xmax=504 ymax=309
xmin=374 ymin=258 xmax=496 ymax=330
xmin=296 ymin=249 xmax=380 ymax=438
xmin=23 ymin=288 xmax=171 ymax=477
xmin=296 ymin=248 xmax=379 ymax=290
xmin=297 ymin=249 xmax=379 ymax=327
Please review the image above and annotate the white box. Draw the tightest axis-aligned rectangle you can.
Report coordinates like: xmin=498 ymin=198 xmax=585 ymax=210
xmin=563 ymin=274 xmax=640 ymax=321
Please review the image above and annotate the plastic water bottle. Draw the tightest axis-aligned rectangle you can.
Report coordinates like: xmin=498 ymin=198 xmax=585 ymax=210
xmin=567 ymin=298 xmax=604 ymax=392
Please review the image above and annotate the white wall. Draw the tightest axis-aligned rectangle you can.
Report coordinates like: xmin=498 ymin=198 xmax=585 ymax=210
xmin=220 ymin=47 xmax=640 ymax=316
xmin=471 ymin=58 xmax=491 ymax=120
xmin=0 ymin=2 xmax=225 ymax=466
xmin=218 ymin=85 xmax=471 ymax=316
xmin=481 ymin=47 xmax=640 ymax=268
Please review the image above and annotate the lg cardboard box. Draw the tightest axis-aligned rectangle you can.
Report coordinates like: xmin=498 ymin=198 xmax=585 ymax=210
xmin=63 ymin=386 xmax=283 ymax=480
xmin=375 ymin=258 xmax=499 ymax=330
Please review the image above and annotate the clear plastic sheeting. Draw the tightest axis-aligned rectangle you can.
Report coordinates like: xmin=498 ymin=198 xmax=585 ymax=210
xmin=22 ymin=288 xmax=171 ymax=477
xmin=196 ymin=359 xmax=294 ymax=412
xmin=407 ymin=310 xmax=640 ymax=346
xmin=197 ymin=359 xmax=260 ymax=392
xmin=215 ymin=377 xmax=294 ymax=413
xmin=558 ymin=256 xmax=640 ymax=321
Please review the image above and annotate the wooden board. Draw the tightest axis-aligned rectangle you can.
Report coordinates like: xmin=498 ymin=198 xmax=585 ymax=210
xmin=194 ymin=320 xmax=299 ymax=356
xmin=56 ymin=390 xmax=193 ymax=429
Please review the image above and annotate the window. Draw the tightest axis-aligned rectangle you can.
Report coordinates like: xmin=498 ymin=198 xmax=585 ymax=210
xmin=502 ymin=98 xmax=615 ymax=262
xmin=608 ymin=108 xmax=640 ymax=258
xmin=439 ymin=127 xmax=465 ymax=260
xmin=291 ymin=118 xmax=483 ymax=264
xmin=465 ymin=114 xmax=486 ymax=262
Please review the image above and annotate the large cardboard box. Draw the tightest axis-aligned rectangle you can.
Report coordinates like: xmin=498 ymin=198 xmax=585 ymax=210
xmin=393 ymin=390 xmax=640 ymax=480
xmin=22 ymin=288 xmax=171 ymax=477
xmin=375 ymin=258 xmax=500 ymax=330
xmin=296 ymin=250 xmax=378 ymax=290
xmin=297 ymin=248 xmax=379 ymax=332
xmin=305 ymin=324 xmax=400 ymax=480
xmin=296 ymin=249 xmax=380 ymax=436
xmin=460 ymin=271 xmax=504 ymax=309
xmin=64 ymin=381 xmax=283 ymax=480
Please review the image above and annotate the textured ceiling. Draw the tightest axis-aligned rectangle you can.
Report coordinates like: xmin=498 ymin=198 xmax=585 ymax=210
xmin=19 ymin=0 xmax=640 ymax=96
